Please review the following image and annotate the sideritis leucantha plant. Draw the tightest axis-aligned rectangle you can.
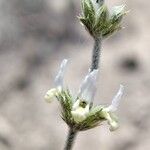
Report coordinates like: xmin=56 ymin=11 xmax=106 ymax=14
xmin=44 ymin=0 xmax=128 ymax=150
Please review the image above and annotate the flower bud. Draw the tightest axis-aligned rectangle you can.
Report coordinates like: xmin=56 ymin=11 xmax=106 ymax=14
xmin=78 ymin=70 xmax=98 ymax=102
xmin=110 ymin=5 xmax=126 ymax=24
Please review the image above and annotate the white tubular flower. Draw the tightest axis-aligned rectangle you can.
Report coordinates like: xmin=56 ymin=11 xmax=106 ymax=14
xmin=45 ymin=58 xmax=125 ymax=132
xmin=107 ymin=84 xmax=124 ymax=112
xmin=71 ymin=100 xmax=90 ymax=123
xmin=78 ymin=70 xmax=98 ymax=102
xmin=102 ymin=85 xmax=124 ymax=131
xmin=54 ymin=59 xmax=68 ymax=90
xmin=44 ymin=59 xmax=68 ymax=103
xmin=44 ymin=88 xmax=58 ymax=103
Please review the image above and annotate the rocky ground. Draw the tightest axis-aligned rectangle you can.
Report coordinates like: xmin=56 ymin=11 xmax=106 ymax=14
xmin=0 ymin=0 xmax=150 ymax=150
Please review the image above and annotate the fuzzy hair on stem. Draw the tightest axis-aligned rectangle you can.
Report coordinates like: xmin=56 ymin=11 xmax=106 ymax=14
xmin=90 ymin=37 xmax=102 ymax=71
xmin=64 ymin=129 xmax=77 ymax=150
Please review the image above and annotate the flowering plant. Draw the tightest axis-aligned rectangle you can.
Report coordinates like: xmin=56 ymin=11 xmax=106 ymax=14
xmin=44 ymin=0 xmax=128 ymax=149
xmin=79 ymin=0 xmax=127 ymax=38
xmin=45 ymin=59 xmax=124 ymax=132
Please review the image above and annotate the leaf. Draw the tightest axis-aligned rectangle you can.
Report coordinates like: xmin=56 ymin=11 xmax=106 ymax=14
xmin=56 ymin=90 xmax=73 ymax=124
xmin=82 ymin=0 xmax=90 ymax=18
xmin=94 ymin=5 xmax=109 ymax=30
xmin=82 ymin=0 xmax=95 ymax=25
xmin=79 ymin=16 xmax=94 ymax=36
xmin=102 ymin=24 xmax=122 ymax=38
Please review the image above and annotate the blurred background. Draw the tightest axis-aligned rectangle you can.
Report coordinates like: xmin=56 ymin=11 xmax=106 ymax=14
xmin=0 ymin=0 xmax=150 ymax=150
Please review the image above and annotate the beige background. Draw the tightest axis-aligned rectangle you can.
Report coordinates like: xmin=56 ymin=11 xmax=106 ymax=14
xmin=0 ymin=0 xmax=150 ymax=149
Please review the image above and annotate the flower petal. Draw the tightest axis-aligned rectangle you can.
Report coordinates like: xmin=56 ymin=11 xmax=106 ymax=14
xmin=44 ymin=88 xmax=57 ymax=103
xmin=78 ymin=69 xmax=98 ymax=102
xmin=71 ymin=104 xmax=90 ymax=122
xmin=107 ymin=84 xmax=124 ymax=112
xmin=54 ymin=59 xmax=68 ymax=90
xmin=100 ymin=109 xmax=119 ymax=131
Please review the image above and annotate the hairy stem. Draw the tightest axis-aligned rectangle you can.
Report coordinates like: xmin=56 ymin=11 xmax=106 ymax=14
xmin=64 ymin=128 xmax=77 ymax=150
xmin=90 ymin=37 xmax=102 ymax=71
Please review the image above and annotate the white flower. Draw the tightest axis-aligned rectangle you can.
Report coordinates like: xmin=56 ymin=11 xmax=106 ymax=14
xmin=102 ymin=85 xmax=124 ymax=131
xmin=107 ymin=84 xmax=124 ymax=112
xmin=71 ymin=70 xmax=98 ymax=122
xmin=55 ymin=59 xmax=68 ymax=90
xmin=44 ymin=59 xmax=68 ymax=102
xmin=71 ymin=100 xmax=90 ymax=122
xmin=45 ymin=59 xmax=125 ymax=131
xmin=78 ymin=70 xmax=98 ymax=102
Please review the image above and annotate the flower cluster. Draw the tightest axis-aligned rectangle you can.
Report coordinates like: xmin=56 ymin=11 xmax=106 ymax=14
xmin=79 ymin=0 xmax=128 ymax=38
xmin=45 ymin=59 xmax=124 ymax=132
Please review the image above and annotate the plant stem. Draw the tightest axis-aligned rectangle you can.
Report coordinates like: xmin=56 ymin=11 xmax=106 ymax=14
xmin=90 ymin=37 xmax=102 ymax=71
xmin=64 ymin=128 xmax=77 ymax=150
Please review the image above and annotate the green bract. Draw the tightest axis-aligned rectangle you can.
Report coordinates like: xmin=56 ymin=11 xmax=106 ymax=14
xmin=79 ymin=0 xmax=127 ymax=38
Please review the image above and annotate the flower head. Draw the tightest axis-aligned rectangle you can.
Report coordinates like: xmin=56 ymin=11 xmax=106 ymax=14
xmin=45 ymin=59 xmax=124 ymax=131
xmin=79 ymin=0 xmax=128 ymax=38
